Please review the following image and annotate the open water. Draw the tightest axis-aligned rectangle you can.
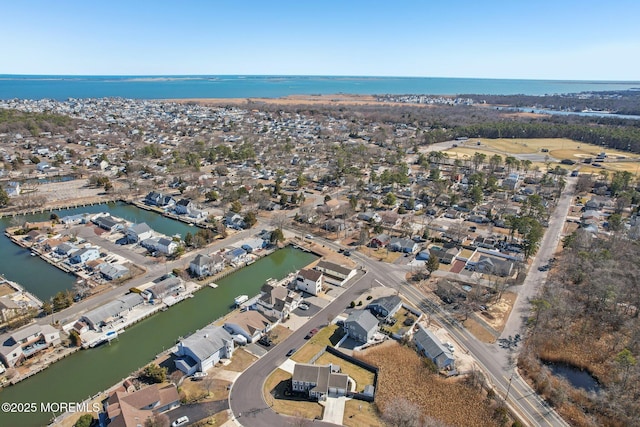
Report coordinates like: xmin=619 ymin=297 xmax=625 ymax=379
xmin=1 ymin=75 xmax=639 ymax=100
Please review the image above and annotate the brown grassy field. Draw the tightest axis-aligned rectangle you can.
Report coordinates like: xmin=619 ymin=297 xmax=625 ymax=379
xmin=343 ymin=399 xmax=384 ymax=427
xmin=224 ymin=348 xmax=257 ymax=372
xmin=291 ymin=324 xmax=343 ymax=363
xmin=180 ymin=377 xmax=231 ymax=403
xmin=358 ymin=341 xmax=499 ymax=427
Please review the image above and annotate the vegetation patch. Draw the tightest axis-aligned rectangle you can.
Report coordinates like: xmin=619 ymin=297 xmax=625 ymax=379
xmin=343 ymin=399 xmax=384 ymax=427
xmin=224 ymin=348 xmax=257 ymax=372
xmin=357 ymin=341 xmax=501 ymax=427
xmin=291 ymin=324 xmax=342 ymax=363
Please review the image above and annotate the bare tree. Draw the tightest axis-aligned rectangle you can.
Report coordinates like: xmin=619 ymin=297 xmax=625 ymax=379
xmin=382 ymin=398 xmax=422 ymax=427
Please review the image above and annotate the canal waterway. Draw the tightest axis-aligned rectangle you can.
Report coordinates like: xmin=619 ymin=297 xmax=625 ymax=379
xmin=0 ymin=245 xmax=318 ymax=427
xmin=0 ymin=201 xmax=196 ymax=300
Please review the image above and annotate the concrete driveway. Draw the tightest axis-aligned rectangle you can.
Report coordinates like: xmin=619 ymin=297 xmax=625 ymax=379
xmin=321 ymin=395 xmax=346 ymax=424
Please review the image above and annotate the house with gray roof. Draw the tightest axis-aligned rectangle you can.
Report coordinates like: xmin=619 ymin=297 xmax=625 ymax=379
xmin=175 ymin=325 xmax=234 ymax=374
xmin=367 ymin=295 xmax=402 ymax=319
xmin=314 ymin=260 xmax=356 ymax=285
xmin=388 ymin=237 xmax=418 ymax=253
xmin=99 ymin=263 xmax=130 ymax=280
xmin=70 ymin=247 xmax=100 ymax=264
xmin=126 ymin=223 xmax=153 ymax=243
xmin=343 ymin=310 xmax=378 ymax=343
xmin=147 ymin=275 xmax=184 ymax=300
xmin=80 ymin=293 xmax=144 ymax=331
xmin=189 ymin=253 xmax=225 ymax=277
xmin=474 ymin=256 xmax=514 ymax=277
xmin=0 ymin=324 xmax=60 ymax=368
xmin=256 ymin=283 xmax=302 ymax=320
xmin=413 ymin=324 xmax=455 ymax=370
xmin=292 ymin=363 xmax=349 ymax=400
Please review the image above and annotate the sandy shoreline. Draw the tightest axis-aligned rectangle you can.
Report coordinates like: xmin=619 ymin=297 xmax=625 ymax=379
xmin=164 ymin=93 xmax=428 ymax=107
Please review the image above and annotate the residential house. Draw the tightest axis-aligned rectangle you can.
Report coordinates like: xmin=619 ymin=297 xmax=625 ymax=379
xmin=55 ymin=242 xmax=78 ymax=257
xmin=223 ymin=247 xmax=247 ymax=265
xmin=93 ymin=215 xmax=124 ymax=232
xmin=388 ymin=237 xmax=418 ymax=253
xmin=144 ymin=191 xmax=163 ymax=206
xmin=367 ymin=295 xmax=402 ymax=319
xmin=314 ymin=260 xmax=356 ymax=286
xmin=36 ymin=161 xmax=50 ymax=172
xmin=343 ymin=310 xmax=378 ymax=343
xmin=241 ymin=238 xmax=266 ymax=253
xmin=413 ymin=324 xmax=455 ymax=370
xmin=80 ymin=293 xmax=144 ymax=331
xmin=429 ymin=246 xmax=459 ymax=264
xmin=189 ymin=253 xmax=225 ymax=277
xmin=147 ymin=275 xmax=184 ymax=300
xmin=0 ymin=324 xmax=61 ymax=368
xmin=175 ymin=325 xmax=234 ymax=374
xmin=105 ymin=383 xmax=180 ymax=427
xmin=224 ymin=212 xmax=245 ymax=230
xmin=291 ymin=363 xmax=349 ymax=400
xmin=5 ymin=181 xmax=20 ymax=197
xmin=126 ymin=223 xmax=153 ymax=243
xmin=69 ymin=247 xmax=100 ymax=264
xmin=357 ymin=211 xmax=381 ymax=223
xmin=156 ymin=237 xmax=177 ymax=255
xmin=295 ymin=269 xmax=323 ymax=296
xmin=99 ymin=263 xmax=130 ymax=281
xmin=256 ymin=283 xmax=303 ymax=320
xmin=322 ymin=219 xmax=344 ymax=232
xmin=223 ymin=310 xmax=273 ymax=343
xmin=174 ymin=198 xmax=194 ymax=215
xmin=474 ymin=256 xmax=514 ymax=277
xmin=0 ymin=297 xmax=21 ymax=323
xmin=369 ymin=233 xmax=391 ymax=248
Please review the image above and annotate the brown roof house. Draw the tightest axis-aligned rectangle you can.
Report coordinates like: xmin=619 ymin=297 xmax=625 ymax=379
xmin=223 ymin=310 xmax=274 ymax=343
xmin=105 ymin=383 xmax=180 ymax=427
xmin=295 ymin=268 xmax=323 ymax=296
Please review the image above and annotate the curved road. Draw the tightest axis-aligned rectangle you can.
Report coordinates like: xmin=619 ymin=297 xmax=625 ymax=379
xmin=231 ymin=178 xmax=576 ymax=427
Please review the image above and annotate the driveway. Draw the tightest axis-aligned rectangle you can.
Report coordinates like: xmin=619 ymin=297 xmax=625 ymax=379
xmin=166 ymin=399 xmax=228 ymax=425
xmin=322 ymin=395 xmax=346 ymax=424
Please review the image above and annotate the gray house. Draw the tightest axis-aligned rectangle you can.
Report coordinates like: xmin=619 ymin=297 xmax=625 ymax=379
xmin=343 ymin=310 xmax=378 ymax=343
xmin=80 ymin=293 xmax=144 ymax=331
xmin=175 ymin=325 xmax=234 ymax=374
xmin=413 ymin=324 xmax=455 ymax=370
xmin=388 ymin=237 xmax=418 ymax=253
xmin=291 ymin=363 xmax=349 ymax=401
xmin=367 ymin=295 xmax=402 ymax=319
xmin=126 ymin=223 xmax=153 ymax=243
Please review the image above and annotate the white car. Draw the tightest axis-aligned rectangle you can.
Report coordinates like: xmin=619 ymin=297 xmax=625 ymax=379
xmin=305 ymin=234 xmax=314 ymax=239
xmin=445 ymin=342 xmax=455 ymax=353
xmin=298 ymin=303 xmax=309 ymax=310
xmin=172 ymin=416 xmax=189 ymax=427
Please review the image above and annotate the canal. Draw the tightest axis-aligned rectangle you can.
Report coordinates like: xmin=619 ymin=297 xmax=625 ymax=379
xmin=0 ymin=246 xmax=318 ymax=427
xmin=0 ymin=201 xmax=196 ymax=300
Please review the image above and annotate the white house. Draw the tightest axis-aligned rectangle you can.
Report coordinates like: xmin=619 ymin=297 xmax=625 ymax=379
xmin=189 ymin=254 xmax=225 ymax=277
xmin=174 ymin=325 xmax=234 ymax=374
xmin=314 ymin=260 xmax=357 ymax=286
xmin=0 ymin=324 xmax=61 ymax=368
xmin=156 ymin=237 xmax=177 ymax=255
xmin=126 ymin=223 xmax=153 ymax=243
xmin=256 ymin=283 xmax=303 ymax=320
xmin=295 ymin=269 xmax=323 ymax=296
xmin=99 ymin=263 xmax=130 ymax=280
xmin=70 ymin=247 xmax=100 ymax=264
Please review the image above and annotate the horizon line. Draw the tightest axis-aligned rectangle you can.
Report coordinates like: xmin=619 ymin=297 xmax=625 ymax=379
xmin=1 ymin=73 xmax=640 ymax=84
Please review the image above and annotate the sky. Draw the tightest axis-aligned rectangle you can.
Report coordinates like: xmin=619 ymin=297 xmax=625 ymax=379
xmin=1 ymin=0 xmax=639 ymax=80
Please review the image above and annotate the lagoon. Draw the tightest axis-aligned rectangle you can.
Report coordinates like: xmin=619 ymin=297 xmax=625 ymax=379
xmin=0 ymin=246 xmax=318 ymax=427
xmin=0 ymin=201 xmax=196 ymax=300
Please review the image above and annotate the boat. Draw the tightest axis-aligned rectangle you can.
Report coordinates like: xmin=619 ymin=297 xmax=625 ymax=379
xmin=192 ymin=372 xmax=208 ymax=380
xmin=105 ymin=331 xmax=118 ymax=341
xmin=30 ymin=251 xmax=37 ymax=257
xmin=234 ymin=295 xmax=249 ymax=306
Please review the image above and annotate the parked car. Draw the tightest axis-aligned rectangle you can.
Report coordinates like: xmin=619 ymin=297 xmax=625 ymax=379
xmin=172 ymin=416 xmax=189 ymax=427
xmin=305 ymin=328 xmax=319 ymax=339
xmin=344 ymin=250 xmax=351 ymax=256
xmin=286 ymin=348 xmax=296 ymax=357
xmin=305 ymin=234 xmax=314 ymax=239
xmin=258 ymin=337 xmax=272 ymax=347
xmin=298 ymin=303 xmax=309 ymax=311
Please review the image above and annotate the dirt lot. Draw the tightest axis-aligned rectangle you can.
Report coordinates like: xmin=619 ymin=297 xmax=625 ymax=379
xmin=358 ymin=341 xmax=499 ymax=427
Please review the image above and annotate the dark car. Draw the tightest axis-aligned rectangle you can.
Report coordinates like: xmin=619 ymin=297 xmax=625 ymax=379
xmin=286 ymin=348 xmax=296 ymax=357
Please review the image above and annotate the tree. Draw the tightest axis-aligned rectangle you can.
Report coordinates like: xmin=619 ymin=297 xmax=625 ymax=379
xmin=615 ymin=348 xmax=637 ymax=390
xmin=69 ymin=329 xmax=82 ymax=347
xmin=74 ymin=414 xmax=94 ymax=427
xmin=230 ymin=200 xmax=242 ymax=213
xmin=41 ymin=301 xmax=53 ymax=315
xmin=184 ymin=232 xmax=193 ymax=247
xmin=383 ymin=192 xmax=397 ymax=206
xmin=270 ymin=228 xmax=285 ymax=244
xmin=0 ymin=186 xmax=10 ymax=207
xmin=382 ymin=398 xmax=422 ymax=427
xmin=426 ymin=254 xmax=440 ymax=276
xmin=243 ymin=211 xmax=257 ymax=228
xmin=205 ymin=190 xmax=219 ymax=202
xmin=141 ymin=364 xmax=167 ymax=384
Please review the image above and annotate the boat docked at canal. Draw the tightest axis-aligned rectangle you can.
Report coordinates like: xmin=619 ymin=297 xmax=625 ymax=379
xmin=234 ymin=294 xmax=248 ymax=306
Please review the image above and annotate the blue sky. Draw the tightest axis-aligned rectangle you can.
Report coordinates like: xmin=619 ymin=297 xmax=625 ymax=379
xmin=2 ymin=0 xmax=639 ymax=80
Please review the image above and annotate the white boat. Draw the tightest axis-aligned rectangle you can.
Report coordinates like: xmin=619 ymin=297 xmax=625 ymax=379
xmin=234 ymin=295 xmax=248 ymax=306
